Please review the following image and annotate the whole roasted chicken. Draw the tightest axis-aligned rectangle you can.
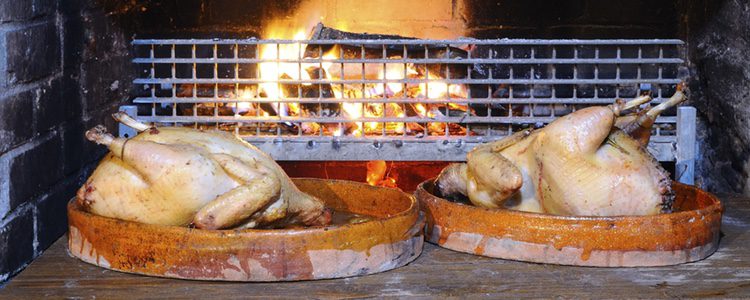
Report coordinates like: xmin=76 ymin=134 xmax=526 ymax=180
xmin=77 ymin=113 xmax=331 ymax=229
xmin=437 ymin=85 xmax=686 ymax=216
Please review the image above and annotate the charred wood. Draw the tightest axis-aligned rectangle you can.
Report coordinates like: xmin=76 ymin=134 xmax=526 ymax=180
xmin=304 ymin=23 xmax=469 ymax=79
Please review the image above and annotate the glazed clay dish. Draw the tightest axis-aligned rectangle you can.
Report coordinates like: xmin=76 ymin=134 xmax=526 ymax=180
xmin=417 ymin=180 xmax=722 ymax=267
xmin=68 ymin=178 xmax=424 ymax=281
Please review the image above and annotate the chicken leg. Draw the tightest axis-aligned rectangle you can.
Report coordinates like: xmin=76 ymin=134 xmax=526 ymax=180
xmin=193 ymin=154 xmax=282 ymax=230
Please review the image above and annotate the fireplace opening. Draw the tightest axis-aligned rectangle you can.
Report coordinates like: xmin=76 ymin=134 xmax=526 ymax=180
xmin=1 ymin=0 xmax=747 ymax=284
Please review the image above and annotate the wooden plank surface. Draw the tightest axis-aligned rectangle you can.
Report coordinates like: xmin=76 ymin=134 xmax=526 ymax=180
xmin=2 ymin=194 xmax=749 ymax=299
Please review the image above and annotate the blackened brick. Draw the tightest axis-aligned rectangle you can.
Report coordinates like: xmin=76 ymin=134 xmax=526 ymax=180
xmin=463 ymin=0 xmax=586 ymax=27
xmin=61 ymin=122 xmax=84 ymax=176
xmin=462 ymin=0 xmax=679 ymax=38
xmin=62 ymin=14 xmax=85 ymax=69
xmin=81 ymin=12 xmax=115 ymax=60
xmin=34 ymin=77 xmax=64 ymax=132
xmin=0 ymin=209 xmax=35 ymax=277
xmin=36 ymin=182 xmax=77 ymax=251
xmin=0 ymin=0 xmax=55 ymax=23
xmin=81 ymin=58 xmax=130 ymax=111
xmin=0 ymin=90 xmax=34 ymax=154
xmin=58 ymin=0 xmax=92 ymax=15
xmin=77 ymin=9 xmax=131 ymax=66
xmin=582 ymin=1 xmax=676 ymax=25
xmin=62 ymin=72 xmax=82 ymax=122
xmin=58 ymin=0 xmax=91 ymax=16
xmin=9 ymin=135 xmax=63 ymax=211
xmin=62 ymin=120 xmax=106 ymax=176
xmin=6 ymin=22 xmax=61 ymax=83
xmin=207 ymin=0 xmax=266 ymax=26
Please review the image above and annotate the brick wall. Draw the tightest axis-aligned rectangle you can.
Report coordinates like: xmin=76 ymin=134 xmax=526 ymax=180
xmin=684 ymin=0 xmax=750 ymax=195
xmin=0 ymin=0 xmax=132 ymax=282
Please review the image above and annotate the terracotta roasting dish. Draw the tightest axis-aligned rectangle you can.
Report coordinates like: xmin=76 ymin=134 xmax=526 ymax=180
xmin=416 ymin=180 xmax=722 ymax=267
xmin=67 ymin=178 xmax=424 ymax=281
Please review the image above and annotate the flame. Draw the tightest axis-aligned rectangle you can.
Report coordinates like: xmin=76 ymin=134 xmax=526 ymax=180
xmin=333 ymin=126 xmax=344 ymax=137
xmin=420 ymin=82 xmax=447 ymax=99
xmin=366 ymin=160 xmax=397 ymax=188
xmin=414 ymin=103 xmax=447 ymax=134
xmin=288 ymin=102 xmax=301 ymax=115
xmin=374 ymin=64 xmax=407 ymax=95
xmin=366 ymin=160 xmax=387 ymax=186
xmin=318 ymin=48 xmax=366 ymax=136
xmin=414 ymin=71 xmax=469 ymax=100
xmin=320 ymin=51 xmax=343 ymax=99
xmin=393 ymin=109 xmax=406 ymax=134
xmin=256 ymin=13 xmax=470 ymax=138
xmin=414 ymin=103 xmax=431 ymax=117
xmin=235 ymin=86 xmax=255 ymax=114
xmin=341 ymin=101 xmax=363 ymax=136
xmin=249 ymin=1 xmax=472 ymax=190
xmin=259 ymin=31 xmax=311 ymax=101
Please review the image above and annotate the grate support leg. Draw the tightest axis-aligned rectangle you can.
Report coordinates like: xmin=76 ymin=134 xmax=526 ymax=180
xmin=118 ymin=105 xmax=139 ymax=139
xmin=676 ymin=106 xmax=696 ymax=184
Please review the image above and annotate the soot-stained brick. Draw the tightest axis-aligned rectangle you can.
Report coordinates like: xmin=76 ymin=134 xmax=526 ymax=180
xmin=62 ymin=120 xmax=107 ymax=176
xmin=0 ymin=90 xmax=34 ymax=154
xmin=0 ymin=0 xmax=55 ymax=23
xmin=690 ymin=0 xmax=750 ymax=194
xmin=5 ymin=22 xmax=61 ymax=83
xmin=35 ymin=78 xmax=65 ymax=133
xmin=0 ymin=209 xmax=35 ymax=277
xmin=9 ymin=135 xmax=63 ymax=211
xmin=36 ymin=182 xmax=78 ymax=252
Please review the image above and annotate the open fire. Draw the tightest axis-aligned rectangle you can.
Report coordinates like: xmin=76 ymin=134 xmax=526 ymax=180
xmin=170 ymin=24 xmax=475 ymax=137
xmin=198 ymin=24 xmax=476 ymax=139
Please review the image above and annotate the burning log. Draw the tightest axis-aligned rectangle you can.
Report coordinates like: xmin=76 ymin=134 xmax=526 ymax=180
xmin=175 ymin=84 xmax=286 ymax=118
xmin=279 ymin=70 xmax=338 ymax=116
xmin=277 ymin=68 xmax=365 ymax=135
xmin=304 ymin=23 xmax=470 ymax=80
xmin=238 ymin=23 xmax=479 ymax=138
xmin=308 ymin=22 xmax=432 ymax=53
xmin=324 ymin=59 xmax=408 ymax=81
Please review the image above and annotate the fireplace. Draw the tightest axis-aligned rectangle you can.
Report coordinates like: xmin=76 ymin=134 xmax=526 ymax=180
xmin=1 ymin=0 xmax=748 ymax=283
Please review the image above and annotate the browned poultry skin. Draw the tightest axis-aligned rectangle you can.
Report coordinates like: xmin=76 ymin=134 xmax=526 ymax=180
xmin=437 ymin=90 xmax=686 ymax=216
xmin=77 ymin=115 xmax=331 ymax=229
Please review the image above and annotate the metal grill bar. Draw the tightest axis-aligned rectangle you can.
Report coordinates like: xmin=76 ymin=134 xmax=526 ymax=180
xmin=127 ymin=38 xmax=690 ymax=165
xmin=133 ymin=97 xmax=667 ymax=105
xmin=134 ymin=58 xmax=683 ymax=64
xmin=133 ymin=78 xmax=682 ymax=85
xmin=132 ymin=39 xmax=684 ymax=45
xmin=132 ymin=115 xmax=678 ymax=124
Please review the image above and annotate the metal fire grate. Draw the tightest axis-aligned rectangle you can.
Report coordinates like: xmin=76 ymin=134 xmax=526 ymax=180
xmin=124 ymin=38 xmax=695 ymax=182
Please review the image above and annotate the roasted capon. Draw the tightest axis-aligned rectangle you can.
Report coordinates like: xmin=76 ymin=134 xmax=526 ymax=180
xmin=77 ymin=113 xmax=331 ymax=229
xmin=436 ymin=84 xmax=687 ymax=216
